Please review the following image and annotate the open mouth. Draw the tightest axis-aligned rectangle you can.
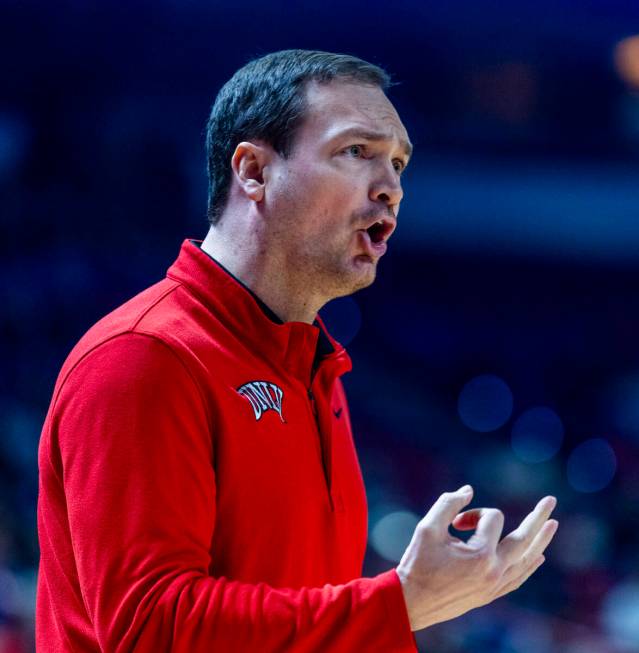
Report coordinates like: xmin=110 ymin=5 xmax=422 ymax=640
xmin=356 ymin=216 xmax=395 ymax=259
xmin=366 ymin=220 xmax=387 ymax=244
xmin=357 ymin=225 xmax=389 ymax=258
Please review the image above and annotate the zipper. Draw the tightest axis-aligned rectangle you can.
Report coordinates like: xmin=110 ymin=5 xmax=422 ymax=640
xmin=307 ymin=386 xmax=334 ymax=511
xmin=307 ymin=388 xmax=318 ymax=417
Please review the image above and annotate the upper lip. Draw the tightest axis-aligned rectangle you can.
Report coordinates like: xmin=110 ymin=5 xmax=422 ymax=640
xmin=360 ymin=214 xmax=397 ymax=244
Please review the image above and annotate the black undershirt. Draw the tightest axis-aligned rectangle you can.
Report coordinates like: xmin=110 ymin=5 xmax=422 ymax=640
xmin=191 ymin=240 xmax=334 ymax=372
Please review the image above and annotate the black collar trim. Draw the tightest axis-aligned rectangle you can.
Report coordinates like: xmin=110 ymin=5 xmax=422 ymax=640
xmin=190 ymin=240 xmax=335 ymax=366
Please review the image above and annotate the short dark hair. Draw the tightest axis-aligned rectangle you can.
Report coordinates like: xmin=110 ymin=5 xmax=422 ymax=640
xmin=204 ymin=49 xmax=392 ymax=226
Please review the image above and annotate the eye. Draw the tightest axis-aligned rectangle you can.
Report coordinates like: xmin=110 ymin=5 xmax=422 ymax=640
xmin=345 ymin=144 xmax=365 ymax=158
xmin=392 ymin=159 xmax=405 ymax=174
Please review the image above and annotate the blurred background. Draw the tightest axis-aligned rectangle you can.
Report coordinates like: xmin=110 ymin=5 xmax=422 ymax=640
xmin=2 ymin=0 xmax=639 ymax=651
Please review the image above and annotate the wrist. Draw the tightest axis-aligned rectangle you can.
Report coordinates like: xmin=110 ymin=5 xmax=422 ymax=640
xmin=395 ymin=567 xmax=420 ymax=631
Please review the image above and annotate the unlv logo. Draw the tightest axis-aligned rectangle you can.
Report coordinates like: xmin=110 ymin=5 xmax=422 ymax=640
xmin=237 ymin=380 xmax=285 ymax=422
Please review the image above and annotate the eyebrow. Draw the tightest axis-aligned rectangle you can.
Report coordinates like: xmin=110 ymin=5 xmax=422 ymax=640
xmin=334 ymin=127 xmax=413 ymax=160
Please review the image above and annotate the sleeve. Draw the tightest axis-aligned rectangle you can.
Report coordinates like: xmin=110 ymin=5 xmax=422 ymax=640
xmin=55 ymin=332 xmax=417 ymax=653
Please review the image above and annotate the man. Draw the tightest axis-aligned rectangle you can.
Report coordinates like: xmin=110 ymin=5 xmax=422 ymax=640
xmin=36 ymin=50 xmax=558 ymax=651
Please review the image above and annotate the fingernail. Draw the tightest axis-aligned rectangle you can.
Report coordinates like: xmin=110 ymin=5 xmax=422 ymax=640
xmin=541 ymin=496 xmax=557 ymax=509
xmin=459 ymin=484 xmax=473 ymax=494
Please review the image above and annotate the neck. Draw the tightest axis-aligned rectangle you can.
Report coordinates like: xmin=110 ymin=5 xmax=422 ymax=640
xmin=200 ymin=222 xmax=322 ymax=325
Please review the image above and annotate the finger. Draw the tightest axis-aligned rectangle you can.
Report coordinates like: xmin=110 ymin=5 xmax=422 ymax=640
xmin=422 ymin=485 xmax=474 ymax=533
xmin=498 ymin=496 xmax=557 ymax=562
xmin=466 ymin=508 xmax=505 ymax=552
xmin=524 ymin=518 xmax=558 ymax=561
xmin=495 ymin=554 xmax=545 ymax=599
xmin=498 ymin=520 xmax=557 ymax=589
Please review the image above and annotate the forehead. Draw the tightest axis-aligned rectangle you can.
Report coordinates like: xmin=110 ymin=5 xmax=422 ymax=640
xmin=298 ymin=80 xmax=410 ymax=149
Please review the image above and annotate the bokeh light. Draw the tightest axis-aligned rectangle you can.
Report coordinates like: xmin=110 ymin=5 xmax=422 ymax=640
xmin=458 ymin=374 xmax=514 ymax=432
xmin=605 ymin=373 xmax=639 ymax=444
xmin=563 ymin=639 xmax=609 ymax=653
xmin=553 ymin=513 xmax=610 ymax=572
xmin=370 ymin=510 xmax=419 ymax=563
xmin=319 ymin=296 xmax=362 ymax=346
xmin=566 ymin=438 xmax=617 ymax=493
xmin=511 ymin=406 xmax=564 ymax=463
xmin=614 ymin=35 xmax=639 ymax=91
xmin=470 ymin=447 xmax=560 ymax=501
xmin=601 ymin=580 xmax=639 ymax=649
xmin=505 ymin=617 xmax=554 ymax=653
xmin=0 ymin=111 xmax=30 ymax=182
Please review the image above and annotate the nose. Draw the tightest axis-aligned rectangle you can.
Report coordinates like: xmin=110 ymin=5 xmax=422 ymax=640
xmin=369 ymin=162 xmax=404 ymax=211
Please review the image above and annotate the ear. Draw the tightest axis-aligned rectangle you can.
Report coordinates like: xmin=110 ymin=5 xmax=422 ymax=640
xmin=231 ymin=141 xmax=271 ymax=202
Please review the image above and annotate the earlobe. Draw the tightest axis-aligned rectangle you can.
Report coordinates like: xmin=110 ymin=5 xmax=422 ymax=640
xmin=232 ymin=141 xmax=267 ymax=202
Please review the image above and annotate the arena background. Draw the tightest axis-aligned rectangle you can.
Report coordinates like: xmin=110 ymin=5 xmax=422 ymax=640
xmin=2 ymin=1 xmax=639 ymax=651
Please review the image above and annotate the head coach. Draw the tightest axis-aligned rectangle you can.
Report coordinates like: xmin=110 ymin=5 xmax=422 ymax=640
xmin=36 ymin=49 xmax=558 ymax=651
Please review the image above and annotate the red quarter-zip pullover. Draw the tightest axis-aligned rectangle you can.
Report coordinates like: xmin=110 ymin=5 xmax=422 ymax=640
xmin=36 ymin=239 xmax=417 ymax=651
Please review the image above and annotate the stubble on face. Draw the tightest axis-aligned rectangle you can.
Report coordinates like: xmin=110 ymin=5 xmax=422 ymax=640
xmin=268 ymin=180 xmax=379 ymax=304
xmin=264 ymin=79 xmax=409 ymax=304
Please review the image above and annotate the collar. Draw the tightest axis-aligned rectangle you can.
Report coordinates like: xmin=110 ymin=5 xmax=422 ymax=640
xmin=166 ymin=239 xmax=352 ymax=386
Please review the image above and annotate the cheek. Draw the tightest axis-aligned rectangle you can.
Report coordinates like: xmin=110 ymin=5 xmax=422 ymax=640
xmin=296 ymin=158 xmax=361 ymax=196
xmin=276 ymin=162 xmax=363 ymax=237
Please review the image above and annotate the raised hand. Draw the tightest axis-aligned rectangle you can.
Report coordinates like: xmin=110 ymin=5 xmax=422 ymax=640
xmin=395 ymin=486 xmax=558 ymax=631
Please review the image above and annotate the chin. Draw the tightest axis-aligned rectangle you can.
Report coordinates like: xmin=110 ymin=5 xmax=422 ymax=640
xmin=321 ymin=254 xmax=378 ymax=298
xmin=347 ymin=256 xmax=378 ymax=291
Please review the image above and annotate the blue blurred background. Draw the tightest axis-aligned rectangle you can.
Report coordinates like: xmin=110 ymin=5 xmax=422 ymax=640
xmin=2 ymin=1 xmax=639 ymax=651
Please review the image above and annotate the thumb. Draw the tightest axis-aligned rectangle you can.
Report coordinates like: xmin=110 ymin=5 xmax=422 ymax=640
xmin=422 ymin=485 xmax=474 ymax=533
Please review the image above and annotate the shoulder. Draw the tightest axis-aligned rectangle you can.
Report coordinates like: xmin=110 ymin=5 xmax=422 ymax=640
xmin=52 ymin=285 xmax=209 ymax=423
xmin=57 ymin=331 xmax=197 ymax=404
